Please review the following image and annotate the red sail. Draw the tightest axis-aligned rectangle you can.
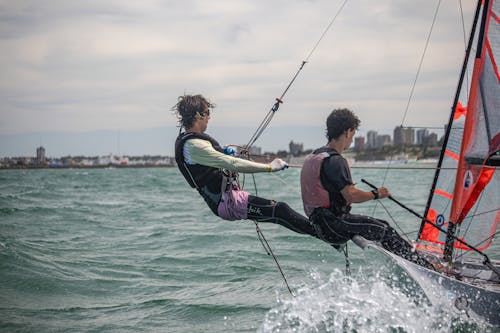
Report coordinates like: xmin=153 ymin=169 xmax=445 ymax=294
xmin=420 ymin=1 xmax=499 ymax=257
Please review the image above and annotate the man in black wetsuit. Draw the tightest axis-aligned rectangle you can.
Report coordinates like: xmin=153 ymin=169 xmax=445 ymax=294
xmin=300 ymin=108 xmax=434 ymax=269
xmin=173 ymin=94 xmax=317 ymax=237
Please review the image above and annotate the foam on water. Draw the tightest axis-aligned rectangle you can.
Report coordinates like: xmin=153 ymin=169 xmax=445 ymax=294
xmin=259 ymin=267 xmax=495 ymax=333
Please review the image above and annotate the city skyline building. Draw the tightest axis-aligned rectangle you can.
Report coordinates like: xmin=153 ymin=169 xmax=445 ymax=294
xmin=423 ymin=132 xmax=439 ymax=146
xmin=354 ymin=136 xmax=365 ymax=152
xmin=416 ymin=128 xmax=429 ymax=145
xmin=366 ymin=130 xmax=378 ymax=148
xmin=289 ymin=140 xmax=304 ymax=157
xmin=394 ymin=126 xmax=415 ymax=146
xmin=36 ymin=146 xmax=46 ymax=166
xmin=376 ymin=134 xmax=392 ymax=148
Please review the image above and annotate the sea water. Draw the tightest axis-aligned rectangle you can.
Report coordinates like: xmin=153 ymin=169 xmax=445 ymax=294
xmin=0 ymin=167 xmax=497 ymax=333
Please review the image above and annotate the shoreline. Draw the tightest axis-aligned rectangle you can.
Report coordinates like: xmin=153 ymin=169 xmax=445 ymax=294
xmin=1 ymin=159 xmax=440 ymax=171
xmin=0 ymin=164 xmax=177 ymax=170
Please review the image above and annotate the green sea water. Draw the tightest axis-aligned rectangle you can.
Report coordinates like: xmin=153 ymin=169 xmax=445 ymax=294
xmin=0 ymin=167 xmax=497 ymax=332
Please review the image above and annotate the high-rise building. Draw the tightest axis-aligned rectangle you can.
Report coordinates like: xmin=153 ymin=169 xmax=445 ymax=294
xmin=376 ymin=135 xmax=392 ymax=148
xmin=366 ymin=130 xmax=378 ymax=148
xmin=354 ymin=136 xmax=365 ymax=152
xmin=36 ymin=146 xmax=46 ymax=166
xmin=289 ymin=140 xmax=303 ymax=157
xmin=416 ymin=129 xmax=429 ymax=145
xmin=423 ymin=132 xmax=438 ymax=146
xmin=394 ymin=126 xmax=415 ymax=146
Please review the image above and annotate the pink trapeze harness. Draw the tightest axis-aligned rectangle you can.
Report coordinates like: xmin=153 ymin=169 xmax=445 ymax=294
xmin=217 ymin=189 xmax=249 ymax=221
xmin=216 ymin=171 xmax=249 ymax=221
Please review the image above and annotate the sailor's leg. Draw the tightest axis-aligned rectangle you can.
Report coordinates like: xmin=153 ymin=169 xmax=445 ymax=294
xmin=309 ymin=209 xmax=349 ymax=246
xmin=246 ymin=195 xmax=316 ymax=236
xmin=339 ymin=214 xmax=393 ymax=243
xmin=344 ymin=214 xmax=434 ymax=269
xmin=339 ymin=214 xmax=410 ymax=250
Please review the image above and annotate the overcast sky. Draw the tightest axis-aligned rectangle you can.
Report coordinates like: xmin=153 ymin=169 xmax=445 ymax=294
xmin=0 ymin=0 xmax=476 ymax=156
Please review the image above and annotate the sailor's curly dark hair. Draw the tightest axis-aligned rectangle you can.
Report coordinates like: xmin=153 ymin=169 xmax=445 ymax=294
xmin=172 ymin=94 xmax=215 ymax=129
xmin=326 ymin=108 xmax=360 ymax=141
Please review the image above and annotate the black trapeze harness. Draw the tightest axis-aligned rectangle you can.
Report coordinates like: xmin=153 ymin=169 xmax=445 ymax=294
xmin=174 ymin=132 xmax=239 ymax=215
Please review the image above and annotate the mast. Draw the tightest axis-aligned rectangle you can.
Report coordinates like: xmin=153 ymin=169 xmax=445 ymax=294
xmin=443 ymin=0 xmax=492 ymax=261
xmin=418 ymin=0 xmax=483 ymax=240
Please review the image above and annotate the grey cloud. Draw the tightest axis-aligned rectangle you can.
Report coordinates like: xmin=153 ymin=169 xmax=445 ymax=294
xmin=0 ymin=0 xmax=478 ymax=156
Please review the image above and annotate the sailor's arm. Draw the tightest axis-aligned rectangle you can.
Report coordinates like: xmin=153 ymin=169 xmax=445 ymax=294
xmin=185 ymin=138 xmax=273 ymax=173
xmin=340 ymin=184 xmax=390 ymax=203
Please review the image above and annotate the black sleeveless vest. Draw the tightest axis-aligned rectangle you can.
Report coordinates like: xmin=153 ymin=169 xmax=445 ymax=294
xmin=175 ymin=132 xmax=225 ymax=215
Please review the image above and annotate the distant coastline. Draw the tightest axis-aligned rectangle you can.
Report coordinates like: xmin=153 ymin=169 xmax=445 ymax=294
xmin=0 ymin=156 xmax=176 ymax=170
xmin=1 ymin=146 xmax=440 ymax=170
xmin=0 ymin=164 xmax=177 ymax=170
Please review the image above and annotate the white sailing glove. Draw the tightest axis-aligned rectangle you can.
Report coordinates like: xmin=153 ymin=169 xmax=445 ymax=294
xmin=269 ymin=158 xmax=289 ymax=172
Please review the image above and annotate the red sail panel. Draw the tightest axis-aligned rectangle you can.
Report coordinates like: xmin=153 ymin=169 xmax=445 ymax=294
xmin=420 ymin=1 xmax=500 ymax=256
xmin=450 ymin=60 xmax=488 ymax=224
xmin=453 ymin=102 xmax=468 ymax=120
xmin=419 ymin=103 xmax=466 ymax=250
xmin=419 ymin=208 xmax=444 ymax=248
xmin=458 ymin=167 xmax=494 ymax=222
xmin=448 ymin=0 xmax=500 ymax=253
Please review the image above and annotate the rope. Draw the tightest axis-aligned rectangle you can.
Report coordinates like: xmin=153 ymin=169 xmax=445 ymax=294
xmin=342 ymin=243 xmax=351 ymax=277
xmin=454 ymin=230 xmax=500 ymax=263
xmin=285 ymin=164 xmax=477 ymax=170
xmin=244 ymin=0 xmax=349 ymax=151
xmin=375 ymin=0 xmax=443 ymax=217
xmin=251 ymin=174 xmax=258 ymax=196
xmin=253 ymin=221 xmax=295 ymax=296
xmin=376 ymin=199 xmax=413 ymax=244
xmin=244 ymin=2 xmax=352 ymax=293
xmin=362 ymin=178 xmax=499 ymax=275
xmin=400 ymin=0 xmax=442 ymax=126
xmin=458 ymin=0 xmax=470 ymax=100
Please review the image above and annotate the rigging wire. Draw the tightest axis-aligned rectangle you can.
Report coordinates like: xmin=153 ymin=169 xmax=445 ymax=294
xmin=454 ymin=230 xmax=500 ymax=263
xmin=399 ymin=125 xmax=446 ymax=130
xmin=437 ymin=205 xmax=500 ymax=261
xmin=382 ymin=1 xmax=473 ymax=229
xmin=244 ymin=0 xmax=349 ymax=294
xmin=451 ymin=193 xmax=499 ymax=264
xmin=463 ymin=207 xmax=500 ymax=220
xmin=341 ymin=244 xmax=351 ymax=277
xmin=458 ymin=0 xmax=470 ymax=100
xmin=253 ymin=220 xmax=295 ymax=296
xmin=376 ymin=197 xmax=500 ymax=261
xmin=400 ymin=0 xmax=443 ymax=127
xmin=456 ymin=186 xmax=484 ymax=252
xmin=287 ymin=164 xmax=498 ymax=170
xmin=383 ymin=199 xmax=499 ymax=275
xmin=420 ymin=0 xmax=484 ymax=244
xmin=362 ymin=178 xmax=500 ymax=276
xmin=244 ymin=0 xmax=349 ymax=151
xmin=376 ymin=199 xmax=413 ymax=244
xmin=373 ymin=0 xmax=443 ymax=217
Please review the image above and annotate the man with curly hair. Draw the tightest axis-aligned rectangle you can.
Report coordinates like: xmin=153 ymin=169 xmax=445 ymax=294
xmin=300 ymin=108 xmax=434 ymax=269
xmin=174 ymin=94 xmax=316 ymax=236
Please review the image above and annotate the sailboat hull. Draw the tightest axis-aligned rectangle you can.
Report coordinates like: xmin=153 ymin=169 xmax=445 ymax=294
xmin=390 ymin=252 xmax=499 ymax=326
xmin=352 ymin=236 xmax=500 ymax=326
